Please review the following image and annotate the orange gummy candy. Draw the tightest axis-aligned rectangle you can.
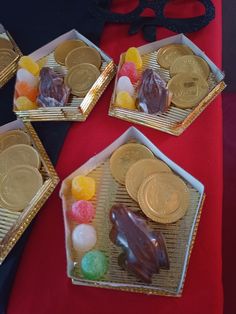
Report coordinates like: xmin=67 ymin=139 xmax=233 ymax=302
xmin=15 ymin=81 xmax=38 ymax=102
xmin=71 ymin=175 xmax=96 ymax=201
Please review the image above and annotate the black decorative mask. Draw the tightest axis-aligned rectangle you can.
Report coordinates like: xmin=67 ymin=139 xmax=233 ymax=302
xmin=89 ymin=0 xmax=215 ymax=42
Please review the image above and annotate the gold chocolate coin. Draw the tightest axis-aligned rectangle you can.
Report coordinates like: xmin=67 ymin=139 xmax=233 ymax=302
xmin=169 ymin=55 xmax=210 ymax=79
xmin=0 ymin=130 xmax=31 ymax=153
xmin=0 ymin=144 xmax=40 ymax=177
xmin=125 ymin=158 xmax=172 ymax=202
xmin=0 ymin=48 xmax=18 ymax=72
xmin=138 ymin=173 xmax=190 ymax=224
xmin=0 ymin=165 xmax=43 ymax=211
xmin=65 ymin=63 xmax=100 ymax=97
xmin=110 ymin=143 xmax=154 ymax=185
xmin=65 ymin=46 xmax=102 ymax=69
xmin=157 ymin=44 xmax=193 ymax=69
xmin=54 ymin=39 xmax=86 ymax=65
xmin=0 ymin=37 xmax=13 ymax=50
xmin=167 ymin=73 xmax=209 ymax=109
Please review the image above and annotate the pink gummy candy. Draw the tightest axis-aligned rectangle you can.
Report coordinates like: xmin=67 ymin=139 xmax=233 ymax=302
xmin=69 ymin=200 xmax=96 ymax=224
xmin=118 ymin=62 xmax=139 ymax=84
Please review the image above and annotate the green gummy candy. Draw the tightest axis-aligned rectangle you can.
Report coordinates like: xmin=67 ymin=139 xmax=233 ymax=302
xmin=81 ymin=250 xmax=108 ymax=280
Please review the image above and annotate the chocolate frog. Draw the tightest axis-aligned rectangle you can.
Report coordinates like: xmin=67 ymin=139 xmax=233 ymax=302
xmin=109 ymin=204 xmax=169 ymax=283
xmin=37 ymin=67 xmax=70 ymax=107
xmin=137 ymin=69 xmax=172 ymax=114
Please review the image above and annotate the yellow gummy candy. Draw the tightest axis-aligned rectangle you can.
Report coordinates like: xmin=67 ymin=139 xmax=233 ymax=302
xmin=71 ymin=175 xmax=96 ymax=200
xmin=15 ymin=96 xmax=38 ymax=111
xmin=19 ymin=56 xmax=40 ymax=76
xmin=115 ymin=91 xmax=136 ymax=110
xmin=125 ymin=47 xmax=142 ymax=70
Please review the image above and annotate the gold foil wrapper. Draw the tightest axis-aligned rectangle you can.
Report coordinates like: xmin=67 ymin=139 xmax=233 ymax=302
xmin=109 ymin=35 xmax=226 ymax=136
xmin=0 ymin=25 xmax=22 ymax=88
xmin=14 ymin=30 xmax=116 ymax=121
xmin=60 ymin=129 xmax=205 ymax=296
xmin=0 ymin=122 xmax=59 ymax=264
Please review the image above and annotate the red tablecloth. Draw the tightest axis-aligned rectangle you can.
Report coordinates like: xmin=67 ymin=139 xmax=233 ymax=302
xmin=8 ymin=1 xmax=223 ymax=313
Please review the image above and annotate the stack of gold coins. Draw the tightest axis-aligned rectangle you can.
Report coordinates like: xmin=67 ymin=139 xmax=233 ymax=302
xmin=54 ymin=39 xmax=102 ymax=97
xmin=157 ymin=43 xmax=210 ymax=109
xmin=0 ymin=129 xmax=43 ymax=211
xmin=110 ymin=143 xmax=190 ymax=224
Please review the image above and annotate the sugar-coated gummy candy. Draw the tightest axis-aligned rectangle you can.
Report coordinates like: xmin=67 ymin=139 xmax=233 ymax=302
xmin=70 ymin=200 xmax=96 ymax=224
xmin=115 ymin=91 xmax=136 ymax=110
xmin=118 ymin=62 xmax=139 ymax=84
xmin=16 ymin=69 xmax=38 ymax=87
xmin=125 ymin=47 xmax=142 ymax=70
xmin=72 ymin=224 xmax=97 ymax=252
xmin=81 ymin=250 xmax=108 ymax=280
xmin=18 ymin=56 xmax=40 ymax=76
xmin=116 ymin=76 xmax=134 ymax=96
xmin=15 ymin=96 xmax=38 ymax=111
xmin=71 ymin=175 xmax=96 ymax=201
xmin=15 ymin=81 xmax=38 ymax=102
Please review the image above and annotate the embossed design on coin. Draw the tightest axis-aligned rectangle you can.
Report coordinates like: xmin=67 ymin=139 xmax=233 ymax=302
xmin=157 ymin=44 xmax=193 ymax=69
xmin=167 ymin=73 xmax=209 ymax=109
xmin=0 ymin=130 xmax=31 ymax=153
xmin=0 ymin=144 xmax=40 ymax=177
xmin=138 ymin=173 xmax=190 ymax=224
xmin=110 ymin=143 xmax=154 ymax=185
xmin=65 ymin=46 xmax=101 ymax=69
xmin=65 ymin=63 xmax=100 ymax=97
xmin=169 ymin=55 xmax=210 ymax=79
xmin=0 ymin=165 xmax=43 ymax=211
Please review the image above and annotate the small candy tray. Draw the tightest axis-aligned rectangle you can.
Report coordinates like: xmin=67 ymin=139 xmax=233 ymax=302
xmin=60 ymin=127 xmax=205 ymax=296
xmin=109 ymin=34 xmax=226 ymax=136
xmin=0 ymin=24 xmax=22 ymax=88
xmin=14 ymin=29 xmax=116 ymax=122
xmin=0 ymin=120 xmax=59 ymax=264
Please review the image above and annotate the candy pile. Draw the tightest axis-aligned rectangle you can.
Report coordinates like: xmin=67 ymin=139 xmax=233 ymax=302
xmin=114 ymin=43 xmax=211 ymax=113
xmin=69 ymin=175 xmax=108 ymax=280
xmin=0 ymin=129 xmax=43 ymax=211
xmin=14 ymin=55 xmax=70 ymax=110
xmin=14 ymin=57 xmax=39 ymax=110
xmin=115 ymin=47 xmax=141 ymax=110
xmin=115 ymin=47 xmax=171 ymax=114
xmin=14 ymin=39 xmax=103 ymax=111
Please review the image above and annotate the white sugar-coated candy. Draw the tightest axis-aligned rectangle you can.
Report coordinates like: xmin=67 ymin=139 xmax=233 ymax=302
xmin=72 ymin=224 xmax=97 ymax=252
xmin=116 ymin=76 xmax=134 ymax=96
xmin=16 ymin=69 xmax=38 ymax=87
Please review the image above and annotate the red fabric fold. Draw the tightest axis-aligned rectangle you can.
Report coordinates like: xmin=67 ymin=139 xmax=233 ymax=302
xmin=8 ymin=1 xmax=223 ymax=313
